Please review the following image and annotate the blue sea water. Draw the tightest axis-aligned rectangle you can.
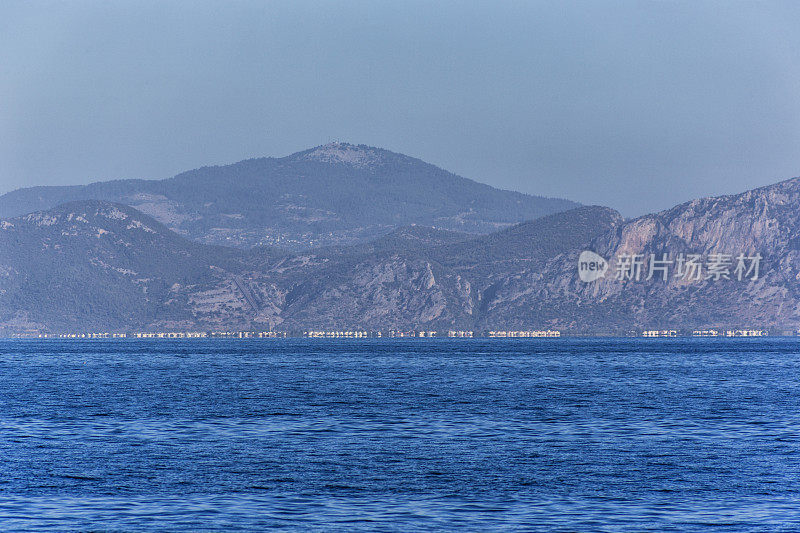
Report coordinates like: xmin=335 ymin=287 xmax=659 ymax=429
xmin=0 ymin=338 xmax=799 ymax=531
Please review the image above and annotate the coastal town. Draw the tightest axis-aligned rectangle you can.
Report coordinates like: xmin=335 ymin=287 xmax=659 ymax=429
xmin=6 ymin=328 xmax=781 ymax=339
xmin=12 ymin=329 xmax=556 ymax=340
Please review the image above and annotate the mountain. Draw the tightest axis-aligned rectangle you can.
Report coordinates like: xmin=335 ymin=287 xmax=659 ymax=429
xmin=0 ymin=201 xmax=256 ymax=332
xmin=273 ymin=205 xmax=622 ymax=329
xmin=0 ymin=143 xmax=579 ymax=250
xmin=4 ymin=175 xmax=800 ymax=335
xmin=0 ymin=202 xmax=614 ymax=333
xmin=481 ymin=176 xmax=800 ymax=333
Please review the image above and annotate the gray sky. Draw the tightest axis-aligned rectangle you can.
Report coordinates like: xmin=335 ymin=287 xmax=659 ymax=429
xmin=2 ymin=1 xmax=800 ymax=216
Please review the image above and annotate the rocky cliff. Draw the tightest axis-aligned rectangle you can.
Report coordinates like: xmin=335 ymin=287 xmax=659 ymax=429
xmin=2 ymin=176 xmax=799 ymax=334
xmin=485 ymin=177 xmax=800 ymax=332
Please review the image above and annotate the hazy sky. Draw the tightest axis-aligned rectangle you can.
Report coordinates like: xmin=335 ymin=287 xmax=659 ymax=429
xmin=2 ymin=1 xmax=800 ymax=216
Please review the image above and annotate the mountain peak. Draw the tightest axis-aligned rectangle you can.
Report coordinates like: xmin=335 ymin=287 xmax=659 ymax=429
xmin=290 ymin=142 xmax=387 ymax=169
xmin=0 ymin=144 xmax=581 ymax=249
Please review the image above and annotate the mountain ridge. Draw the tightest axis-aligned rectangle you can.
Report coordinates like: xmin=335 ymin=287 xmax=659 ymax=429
xmin=0 ymin=200 xmax=614 ymax=333
xmin=4 ymin=172 xmax=800 ymax=335
xmin=479 ymin=174 xmax=800 ymax=332
xmin=0 ymin=143 xmax=579 ymax=250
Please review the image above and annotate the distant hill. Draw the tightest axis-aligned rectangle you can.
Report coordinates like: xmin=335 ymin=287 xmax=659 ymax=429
xmin=0 ymin=201 xmax=252 ymax=332
xmin=276 ymin=205 xmax=622 ymax=329
xmin=481 ymin=176 xmax=800 ymax=333
xmin=0 ymin=201 xmax=613 ymax=333
xmin=7 ymin=175 xmax=798 ymax=335
xmin=0 ymin=143 xmax=579 ymax=249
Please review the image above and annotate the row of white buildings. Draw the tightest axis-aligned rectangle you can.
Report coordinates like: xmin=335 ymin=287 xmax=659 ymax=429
xmin=26 ymin=329 xmax=560 ymax=340
xmin=21 ymin=328 xmax=777 ymax=340
xmin=643 ymin=329 xmax=767 ymax=337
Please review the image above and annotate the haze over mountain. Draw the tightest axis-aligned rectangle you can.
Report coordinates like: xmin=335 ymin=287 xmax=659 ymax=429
xmin=0 ymin=201 xmax=614 ymax=333
xmin=0 ymin=143 xmax=578 ymax=250
xmin=3 ymin=172 xmax=800 ymax=335
xmin=500 ymin=175 xmax=800 ymax=333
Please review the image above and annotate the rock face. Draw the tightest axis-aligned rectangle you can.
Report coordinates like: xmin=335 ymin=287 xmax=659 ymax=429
xmin=0 ymin=143 xmax=578 ymax=250
xmin=484 ymin=177 xmax=800 ymax=333
xmin=2 ymin=175 xmax=800 ymax=334
xmin=0 ymin=201 xmax=616 ymax=333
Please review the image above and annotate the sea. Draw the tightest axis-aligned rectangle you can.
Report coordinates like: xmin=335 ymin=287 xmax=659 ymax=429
xmin=0 ymin=338 xmax=799 ymax=531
